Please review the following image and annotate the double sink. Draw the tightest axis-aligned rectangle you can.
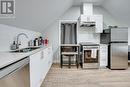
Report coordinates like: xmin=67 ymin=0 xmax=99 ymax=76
xmin=10 ymin=47 xmax=40 ymax=53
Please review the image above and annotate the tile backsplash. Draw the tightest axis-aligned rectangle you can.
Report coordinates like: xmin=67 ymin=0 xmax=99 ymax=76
xmin=77 ymin=28 xmax=100 ymax=43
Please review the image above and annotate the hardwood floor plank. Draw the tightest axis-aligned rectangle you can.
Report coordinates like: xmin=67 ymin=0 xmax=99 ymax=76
xmin=41 ymin=64 xmax=130 ymax=87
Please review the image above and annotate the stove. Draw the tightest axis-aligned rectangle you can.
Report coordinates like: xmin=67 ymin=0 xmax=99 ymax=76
xmin=79 ymin=42 xmax=100 ymax=69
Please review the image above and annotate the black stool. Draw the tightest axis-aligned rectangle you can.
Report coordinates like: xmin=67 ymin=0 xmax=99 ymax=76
xmin=61 ymin=53 xmax=79 ymax=68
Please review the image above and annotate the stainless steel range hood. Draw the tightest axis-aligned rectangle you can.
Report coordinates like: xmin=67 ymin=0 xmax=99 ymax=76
xmin=79 ymin=3 xmax=96 ymax=27
xmin=80 ymin=21 xmax=96 ymax=27
xmin=79 ymin=3 xmax=103 ymax=33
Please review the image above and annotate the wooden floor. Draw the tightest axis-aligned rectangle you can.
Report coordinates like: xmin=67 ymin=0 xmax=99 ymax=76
xmin=41 ymin=64 xmax=130 ymax=87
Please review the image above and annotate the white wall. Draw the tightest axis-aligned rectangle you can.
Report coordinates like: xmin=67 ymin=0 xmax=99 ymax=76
xmin=102 ymin=0 xmax=130 ymax=27
xmin=127 ymin=30 xmax=130 ymax=45
xmin=93 ymin=6 xmax=121 ymax=27
xmin=43 ymin=22 xmax=59 ymax=63
xmin=102 ymin=0 xmax=130 ymax=45
xmin=0 ymin=0 xmax=73 ymax=32
xmin=43 ymin=6 xmax=124 ymax=63
xmin=0 ymin=24 xmax=41 ymax=51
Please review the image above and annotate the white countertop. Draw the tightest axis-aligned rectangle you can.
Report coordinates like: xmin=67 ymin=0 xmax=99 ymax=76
xmin=100 ymin=44 xmax=109 ymax=46
xmin=61 ymin=44 xmax=80 ymax=46
xmin=0 ymin=46 xmax=50 ymax=69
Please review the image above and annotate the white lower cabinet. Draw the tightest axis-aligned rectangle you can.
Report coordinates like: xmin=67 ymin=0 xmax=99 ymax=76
xmin=100 ymin=44 xmax=108 ymax=68
xmin=30 ymin=46 xmax=53 ymax=87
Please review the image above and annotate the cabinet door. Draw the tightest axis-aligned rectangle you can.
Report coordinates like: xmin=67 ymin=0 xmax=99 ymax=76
xmin=41 ymin=49 xmax=49 ymax=81
xmin=47 ymin=47 xmax=53 ymax=68
xmin=30 ymin=51 xmax=42 ymax=87
xmin=100 ymin=45 xmax=108 ymax=67
xmin=41 ymin=47 xmax=53 ymax=82
xmin=30 ymin=46 xmax=53 ymax=87
xmin=94 ymin=15 xmax=103 ymax=33
xmin=43 ymin=47 xmax=53 ymax=70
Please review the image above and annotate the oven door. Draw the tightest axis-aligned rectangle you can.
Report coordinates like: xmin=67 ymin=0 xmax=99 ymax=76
xmin=82 ymin=46 xmax=99 ymax=69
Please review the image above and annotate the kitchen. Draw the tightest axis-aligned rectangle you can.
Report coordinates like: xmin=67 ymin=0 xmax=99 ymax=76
xmin=0 ymin=0 xmax=130 ymax=87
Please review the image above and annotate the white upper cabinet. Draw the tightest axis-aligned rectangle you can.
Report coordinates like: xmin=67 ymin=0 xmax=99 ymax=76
xmin=94 ymin=15 xmax=103 ymax=33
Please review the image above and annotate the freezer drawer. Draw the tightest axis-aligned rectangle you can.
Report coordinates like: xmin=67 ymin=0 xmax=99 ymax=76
xmin=110 ymin=43 xmax=128 ymax=69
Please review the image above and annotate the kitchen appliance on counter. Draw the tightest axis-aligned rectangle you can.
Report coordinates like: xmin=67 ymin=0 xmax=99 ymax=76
xmin=28 ymin=36 xmax=44 ymax=47
xmin=79 ymin=42 xmax=100 ymax=69
xmin=103 ymin=27 xmax=128 ymax=69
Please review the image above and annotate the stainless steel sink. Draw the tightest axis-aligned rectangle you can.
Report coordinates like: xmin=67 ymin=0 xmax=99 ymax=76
xmin=10 ymin=47 xmax=40 ymax=53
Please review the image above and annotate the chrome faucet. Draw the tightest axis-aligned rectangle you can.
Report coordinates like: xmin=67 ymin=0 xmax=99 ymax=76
xmin=16 ymin=33 xmax=28 ymax=49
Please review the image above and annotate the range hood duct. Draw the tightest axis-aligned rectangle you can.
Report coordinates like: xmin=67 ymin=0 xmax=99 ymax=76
xmin=80 ymin=3 xmax=93 ymax=15
xmin=79 ymin=3 xmax=96 ymax=28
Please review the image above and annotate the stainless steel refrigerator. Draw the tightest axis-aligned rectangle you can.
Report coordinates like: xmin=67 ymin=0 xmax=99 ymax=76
xmin=106 ymin=27 xmax=128 ymax=69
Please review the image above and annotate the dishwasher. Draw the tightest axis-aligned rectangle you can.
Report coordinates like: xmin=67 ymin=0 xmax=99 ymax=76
xmin=0 ymin=57 xmax=30 ymax=87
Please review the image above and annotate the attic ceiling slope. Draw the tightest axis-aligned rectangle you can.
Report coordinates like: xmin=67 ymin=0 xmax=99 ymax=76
xmin=102 ymin=0 xmax=130 ymax=27
xmin=0 ymin=0 xmax=73 ymax=32
xmin=73 ymin=0 xmax=105 ymax=6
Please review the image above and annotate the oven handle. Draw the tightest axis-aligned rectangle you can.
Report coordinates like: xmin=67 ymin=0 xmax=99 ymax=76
xmin=83 ymin=48 xmax=99 ymax=49
xmin=83 ymin=47 xmax=99 ymax=49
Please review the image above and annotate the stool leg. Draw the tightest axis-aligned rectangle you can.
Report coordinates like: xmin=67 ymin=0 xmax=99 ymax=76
xmin=76 ymin=55 xmax=79 ymax=68
xmin=61 ymin=55 xmax=63 ymax=68
xmin=80 ymin=55 xmax=83 ymax=68
xmin=69 ymin=56 xmax=71 ymax=68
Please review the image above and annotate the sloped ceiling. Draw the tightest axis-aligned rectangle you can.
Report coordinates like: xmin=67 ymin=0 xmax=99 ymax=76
xmin=73 ymin=0 xmax=105 ymax=6
xmin=73 ymin=0 xmax=130 ymax=27
xmin=102 ymin=0 xmax=130 ymax=27
xmin=0 ymin=0 xmax=73 ymax=32
xmin=0 ymin=0 xmax=129 ymax=32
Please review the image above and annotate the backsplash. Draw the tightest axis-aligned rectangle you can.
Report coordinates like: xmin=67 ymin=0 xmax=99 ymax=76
xmin=77 ymin=28 xmax=100 ymax=44
xmin=100 ymin=33 xmax=110 ymax=44
xmin=0 ymin=24 xmax=41 ymax=51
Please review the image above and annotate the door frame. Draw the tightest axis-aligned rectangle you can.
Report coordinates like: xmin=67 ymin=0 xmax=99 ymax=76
xmin=58 ymin=20 xmax=78 ymax=63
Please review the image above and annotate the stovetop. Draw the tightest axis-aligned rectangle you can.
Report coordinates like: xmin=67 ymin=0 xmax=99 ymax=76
xmin=79 ymin=42 xmax=100 ymax=46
